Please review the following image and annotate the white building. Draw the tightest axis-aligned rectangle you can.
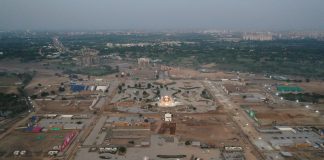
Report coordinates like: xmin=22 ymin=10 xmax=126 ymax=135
xmin=138 ymin=58 xmax=150 ymax=66
xmin=164 ymin=113 xmax=172 ymax=122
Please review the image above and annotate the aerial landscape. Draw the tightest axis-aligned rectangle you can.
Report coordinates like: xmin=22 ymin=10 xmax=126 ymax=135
xmin=0 ymin=0 xmax=324 ymax=160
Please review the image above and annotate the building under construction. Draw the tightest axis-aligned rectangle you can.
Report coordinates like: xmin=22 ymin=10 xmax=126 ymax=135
xmin=78 ymin=48 xmax=100 ymax=67
xmin=158 ymin=122 xmax=176 ymax=135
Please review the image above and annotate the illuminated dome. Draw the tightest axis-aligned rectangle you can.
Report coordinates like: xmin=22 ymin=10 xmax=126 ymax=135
xmin=158 ymin=95 xmax=176 ymax=107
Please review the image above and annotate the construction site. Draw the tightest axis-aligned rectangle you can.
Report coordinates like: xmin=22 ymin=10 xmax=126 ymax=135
xmin=0 ymin=58 xmax=324 ymax=160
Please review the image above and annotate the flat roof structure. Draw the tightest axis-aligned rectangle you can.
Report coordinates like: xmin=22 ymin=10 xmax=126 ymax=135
xmin=277 ymin=86 xmax=303 ymax=92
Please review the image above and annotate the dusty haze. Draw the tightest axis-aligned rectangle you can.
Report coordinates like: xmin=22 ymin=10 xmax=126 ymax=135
xmin=1 ymin=0 xmax=324 ymax=31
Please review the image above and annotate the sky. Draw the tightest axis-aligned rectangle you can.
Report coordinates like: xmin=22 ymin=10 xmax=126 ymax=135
xmin=1 ymin=0 xmax=324 ymax=31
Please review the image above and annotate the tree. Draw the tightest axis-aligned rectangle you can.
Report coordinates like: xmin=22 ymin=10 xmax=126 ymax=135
xmin=147 ymin=83 xmax=152 ymax=89
xmin=118 ymin=146 xmax=127 ymax=153
xmin=306 ymin=78 xmax=310 ymax=83
xmin=41 ymin=92 xmax=49 ymax=97
xmin=115 ymin=65 xmax=119 ymax=72
xmin=59 ymin=86 xmax=65 ymax=92
xmin=30 ymin=94 xmax=38 ymax=99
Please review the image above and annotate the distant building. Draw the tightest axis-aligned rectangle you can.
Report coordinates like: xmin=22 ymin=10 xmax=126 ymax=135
xmin=221 ymin=84 xmax=246 ymax=95
xmin=138 ymin=58 xmax=150 ymax=67
xmin=243 ymin=33 xmax=273 ymax=41
xmin=78 ymin=48 xmax=100 ymax=67
xmin=276 ymin=86 xmax=303 ymax=93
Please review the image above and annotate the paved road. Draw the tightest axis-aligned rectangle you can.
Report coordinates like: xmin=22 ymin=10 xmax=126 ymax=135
xmin=67 ymin=80 xmax=120 ymax=160
xmin=83 ymin=116 xmax=107 ymax=146
xmin=203 ymin=81 xmax=265 ymax=160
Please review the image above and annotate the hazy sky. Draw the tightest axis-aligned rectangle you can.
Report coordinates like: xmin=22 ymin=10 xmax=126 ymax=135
xmin=1 ymin=0 xmax=324 ymax=31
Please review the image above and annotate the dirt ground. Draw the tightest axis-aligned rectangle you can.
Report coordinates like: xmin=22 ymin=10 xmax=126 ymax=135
xmin=256 ymin=110 xmax=323 ymax=126
xmin=25 ymin=71 xmax=69 ymax=95
xmin=299 ymin=81 xmax=324 ymax=94
xmin=175 ymin=113 xmax=242 ymax=146
xmin=35 ymin=100 xmax=92 ymax=114
xmin=169 ymin=67 xmax=236 ymax=80
xmin=0 ymin=130 xmax=75 ymax=160
xmin=0 ymin=86 xmax=19 ymax=94
xmin=0 ymin=73 xmax=23 ymax=94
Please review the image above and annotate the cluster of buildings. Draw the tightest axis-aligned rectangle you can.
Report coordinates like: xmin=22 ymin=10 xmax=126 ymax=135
xmin=70 ymin=80 xmax=109 ymax=93
xmin=105 ymin=41 xmax=196 ymax=48
xmin=263 ymin=126 xmax=324 ymax=150
xmin=106 ymin=42 xmax=153 ymax=48
xmin=243 ymin=33 xmax=273 ymax=41
xmin=222 ymin=146 xmax=244 ymax=160
xmin=25 ymin=114 xmax=89 ymax=132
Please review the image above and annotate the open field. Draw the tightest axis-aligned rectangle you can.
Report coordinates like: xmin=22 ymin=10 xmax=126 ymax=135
xmin=299 ymin=81 xmax=324 ymax=94
xmin=35 ymin=100 xmax=93 ymax=114
xmin=176 ymin=113 xmax=242 ymax=146
xmin=169 ymin=67 xmax=236 ymax=80
xmin=0 ymin=130 xmax=76 ymax=160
